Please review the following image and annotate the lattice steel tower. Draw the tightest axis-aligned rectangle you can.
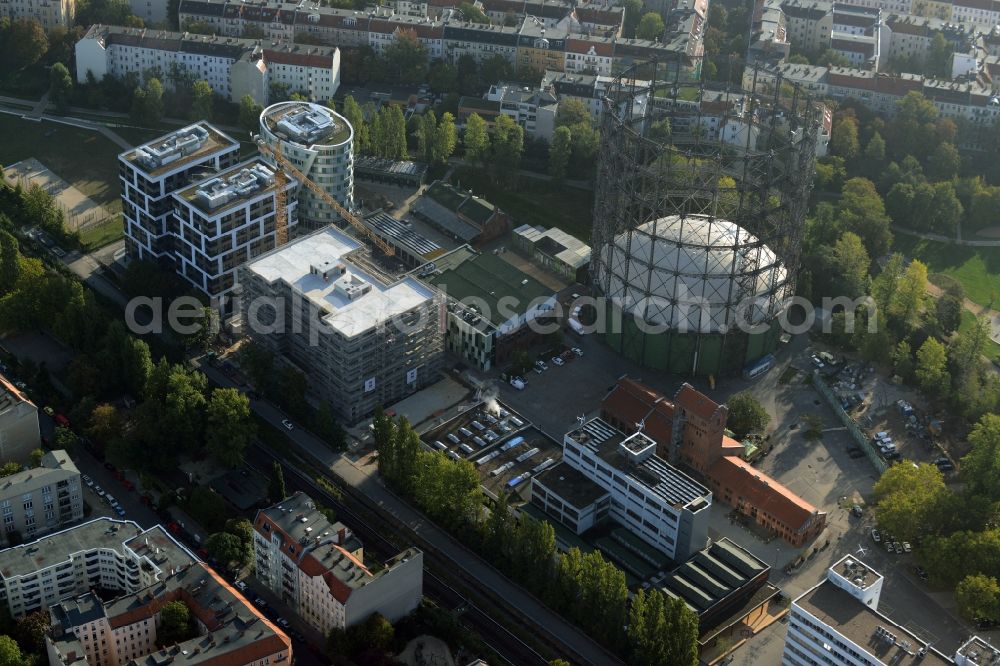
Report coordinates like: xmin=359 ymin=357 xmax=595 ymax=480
xmin=590 ymin=58 xmax=821 ymax=376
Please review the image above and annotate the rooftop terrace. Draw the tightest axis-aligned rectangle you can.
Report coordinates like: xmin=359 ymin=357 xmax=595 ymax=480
xmin=177 ymin=160 xmax=292 ymax=214
xmin=123 ymin=123 xmax=238 ymax=177
xmin=262 ymin=101 xmax=351 ymax=147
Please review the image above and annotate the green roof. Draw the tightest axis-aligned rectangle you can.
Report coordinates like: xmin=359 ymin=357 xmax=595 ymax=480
xmin=430 ymin=251 xmax=554 ymax=326
xmin=426 ymin=181 xmax=467 ymax=211
xmin=425 ymin=180 xmax=497 ymax=225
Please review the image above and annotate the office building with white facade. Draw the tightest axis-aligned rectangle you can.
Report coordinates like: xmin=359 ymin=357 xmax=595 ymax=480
xmin=536 ymin=417 xmax=712 ymax=561
xmin=0 ymin=518 xmax=196 ymax=618
xmin=239 ymin=227 xmax=444 ymax=423
xmin=119 ymin=123 xmax=240 ymax=265
xmin=258 ymin=101 xmax=354 ymax=230
xmin=783 ymin=555 xmax=977 ymax=665
xmin=0 ymin=373 xmax=40 ymax=465
xmin=46 ymin=563 xmax=292 ymax=666
xmin=252 ymin=492 xmax=422 ymax=635
xmin=75 ymin=25 xmax=341 ymax=106
xmin=0 ymin=450 xmax=83 ymax=547
xmin=0 ymin=0 xmax=74 ymax=30
xmin=171 ymin=158 xmax=298 ymax=315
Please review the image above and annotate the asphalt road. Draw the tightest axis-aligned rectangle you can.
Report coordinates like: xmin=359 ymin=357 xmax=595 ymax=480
xmin=196 ymin=360 xmax=622 ymax=666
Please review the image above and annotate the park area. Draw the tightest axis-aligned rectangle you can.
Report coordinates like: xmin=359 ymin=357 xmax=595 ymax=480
xmin=893 ymin=234 xmax=1000 ymax=308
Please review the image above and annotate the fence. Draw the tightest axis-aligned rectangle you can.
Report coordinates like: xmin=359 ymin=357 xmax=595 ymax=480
xmin=812 ymin=370 xmax=888 ymax=475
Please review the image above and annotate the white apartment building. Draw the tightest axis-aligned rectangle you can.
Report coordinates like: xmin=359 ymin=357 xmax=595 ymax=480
xmin=0 ymin=0 xmax=74 ymax=30
xmin=485 ymin=83 xmax=558 ymax=140
xmin=129 ymin=0 xmax=168 ymax=26
xmin=0 ymin=518 xmax=196 ymax=618
xmin=252 ymin=493 xmax=423 ymax=635
xmin=75 ymin=25 xmax=341 ymax=106
xmin=171 ymin=159 xmax=299 ymax=315
xmin=119 ymin=123 xmax=241 ymax=264
xmin=555 ymin=418 xmax=713 ymax=560
xmin=239 ymin=227 xmax=444 ymax=423
xmin=784 ymin=555 xmax=986 ymax=666
xmin=0 ymin=450 xmax=83 ymax=547
xmin=0 ymin=373 xmax=40 ymax=465
xmin=47 ymin=563 xmax=292 ymax=666
xmin=258 ymin=101 xmax=354 ymax=230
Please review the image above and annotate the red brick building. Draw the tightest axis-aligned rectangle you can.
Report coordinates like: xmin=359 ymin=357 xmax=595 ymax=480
xmin=601 ymin=377 xmax=826 ymax=546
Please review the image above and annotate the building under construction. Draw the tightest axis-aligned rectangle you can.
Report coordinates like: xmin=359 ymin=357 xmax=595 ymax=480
xmin=590 ymin=59 xmax=822 ymax=376
xmin=238 ymin=226 xmax=444 ymax=424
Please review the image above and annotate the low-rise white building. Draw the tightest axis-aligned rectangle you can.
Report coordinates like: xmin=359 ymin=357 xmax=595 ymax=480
xmin=75 ymin=25 xmax=341 ymax=106
xmin=0 ymin=518 xmax=196 ymax=618
xmin=552 ymin=418 xmax=713 ymax=560
xmin=0 ymin=450 xmax=83 ymax=547
xmin=0 ymin=373 xmax=40 ymax=465
xmin=252 ymin=493 xmax=422 ymax=635
xmin=485 ymin=83 xmax=558 ymax=141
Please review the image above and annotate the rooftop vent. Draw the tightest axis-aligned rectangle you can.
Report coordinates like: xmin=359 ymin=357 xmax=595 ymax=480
xmin=134 ymin=125 xmax=211 ymax=170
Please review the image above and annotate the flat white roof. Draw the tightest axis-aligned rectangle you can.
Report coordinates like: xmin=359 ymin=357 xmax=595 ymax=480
xmin=246 ymin=227 xmax=436 ymax=338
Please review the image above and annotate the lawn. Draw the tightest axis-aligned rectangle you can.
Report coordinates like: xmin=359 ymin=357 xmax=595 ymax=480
xmin=79 ymin=214 xmax=124 ymax=251
xmin=0 ymin=115 xmax=124 ymax=207
xmin=893 ymin=234 xmax=1000 ymax=308
xmin=452 ymin=167 xmax=594 ymax=242
xmin=958 ymin=309 xmax=1000 ymax=362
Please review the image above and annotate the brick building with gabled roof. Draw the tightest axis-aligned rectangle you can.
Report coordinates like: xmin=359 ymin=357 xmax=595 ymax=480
xmin=601 ymin=377 xmax=826 ymax=546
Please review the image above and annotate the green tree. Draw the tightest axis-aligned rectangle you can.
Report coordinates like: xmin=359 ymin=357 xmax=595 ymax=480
xmin=416 ymin=111 xmax=436 ymax=162
xmin=238 ymin=94 xmax=262 ymax=132
xmin=548 ymin=125 xmax=572 ymax=182
xmin=492 ymin=114 xmax=524 ymax=184
xmin=205 ymin=388 xmax=254 ymax=467
xmin=863 ymin=131 xmax=886 ymax=164
xmin=383 ymin=32 xmax=428 ymax=84
xmin=831 ymin=117 xmax=860 ymax=161
xmin=0 ymin=229 xmax=19 ymax=298
xmin=463 ymin=113 xmax=490 ymax=163
xmin=936 ymin=293 xmax=963 ymax=335
xmin=484 ymin=491 xmax=513 ymax=560
xmin=28 ymin=448 xmax=43 ymax=468
xmin=950 ymin=316 xmax=990 ymax=384
xmin=962 ymin=414 xmax=1000 ymax=500
xmin=49 ymin=62 xmax=74 ymax=113
xmin=269 ymin=462 xmax=286 ymax=503
xmin=874 ymin=462 xmax=948 ymax=541
xmin=432 ymin=112 xmax=457 ymax=164
xmin=131 ymin=77 xmax=164 ymax=124
xmin=915 ymin=337 xmax=948 ymax=398
xmin=315 ymin=402 xmax=346 ymax=450
xmin=206 ymin=532 xmax=244 ymax=569
xmin=725 ymin=391 xmax=770 ymax=437
xmin=623 ymin=0 xmax=643 ymax=37
xmin=87 ymin=403 xmax=121 ymax=446
xmin=956 ymin=574 xmax=1000 ymax=623
xmin=4 ymin=18 xmax=48 ymax=68
xmin=0 ymin=462 xmax=21 ymax=478
xmin=556 ymin=99 xmax=590 ymax=127
xmin=636 ymin=12 xmax=665 ymax=40
xmin=892 ymin=340 xmax=914 ymax=381
xmin=427 ymin=59 xmax=458 ymax=93
xmin=838 ymin=177 xmax=892 ymax=258
xmin=238 ymin=342 xmax=274 ymax=393
xmin=926 ymin=32 xmax=954 ymax=78
xmin=0 ymin=636 xmax=21 ymax=666
xmin=190 ymin=79 xmax=213 ymax=120
xmin=929 ymin=142 xmax=961 ymax=181
xmin=341 ymin=95 xmax=369 ymax=153
xmin=156 ymin=601 xmax=193 ymax=647
xmin=13 ymin=610 xmax=49 ymax=653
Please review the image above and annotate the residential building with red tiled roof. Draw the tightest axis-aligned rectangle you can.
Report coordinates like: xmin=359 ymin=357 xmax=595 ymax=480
xmin=600 ymin=377 xmax=827 ymax=547
xmin=46 ymin=563 xmax=292 ymax=666
xmin=253 ymin=492 xmax=422 ymax=636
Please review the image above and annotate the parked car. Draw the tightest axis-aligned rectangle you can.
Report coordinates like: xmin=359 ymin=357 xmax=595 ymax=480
xmin=810 ymin=355 xmax=825 ymax=369
xmin=276 ymin=618 xmax=290 ymax=628
xmin=902 ymin=541 xmax=912 ymax=553
xmin=82 ymin=475 xmax=93 ymax=487
xmin=892 ymin=541 xmax=902 ymax=553
xmin=852 ymin=505 xmax=863 ymax=517
xmin=571 ymin=347 xmax=583 ymax=357
xmin=114 ymin=506 xmax=126 ymax=517
xmin=913 ymin=566 xmax=928 ymax=580
xmin=871 ymin=528 xmax=881 ymax=543
xmin=551 ymin=356 xmax=564 ymax=366
xmin=235 ymin=581 xmax=248 ymax=591
xmin=281 ymin=419 xmax=294 ymax=430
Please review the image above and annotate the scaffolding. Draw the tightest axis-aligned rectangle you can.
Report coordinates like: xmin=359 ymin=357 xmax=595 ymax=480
xmin=591 ymin=56 xmax=821 ymax=375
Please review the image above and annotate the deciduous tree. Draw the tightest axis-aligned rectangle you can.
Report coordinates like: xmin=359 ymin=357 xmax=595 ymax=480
xmin=238 ymin=94 xmax=262 ymax=132
xmin=725 ymin=391 xmax=770 ymax=437
xmin=157 ymin=601 xmax=193 ymax=647
xmin=548 ymin=126 xmax=572 ymax=181
xmin=432 ymin=112 xmax=457 ymax=164
xmin=462 ymin=113 xmax=490 ymax=163
xmin=49 ymin=62 xmax=73 ymax=113
xmin=636 ymin=12 xmax=665 ymax=40
xmin=915 ymin=336 xmax=948 ymax=398
xmin=205 ymin=388 xmax=254 ymax=467
xmin=955 ymin=574 xmax=1000 ymax=623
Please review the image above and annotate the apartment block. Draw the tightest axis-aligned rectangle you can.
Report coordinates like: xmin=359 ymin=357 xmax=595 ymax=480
xmin=258 ymin=101 xmax=354 ymax=230
xmin=0 ymin=518 xmax=196 ymax=618
xmin=484 ymin=83 xmax=558 ymax=140
xmin=252 ymin=492 xmax=422 ymax=635
xmin=540 ymin=418 xmax=713 ymax=560
xmin=171 ymin=159 xmax=299 ymax=315
xmin=46 ymin=563 xmax=291 ymax=666
xmin=0 ymin=0 xmax=74 ymax=31
xmin=0 ymin=450 xmax=83 ymax=547
xmin=75 ymin=25 xmax=341 ymax=106
xmin=0 ymin=373 xmax=40 ymax=465
xmin=119 ymin=123 xmax=241 ymax=265
xmin=176 ymin=0 xmax=703 ymax=77
xmin=783 ymin=555 xmax=989 ymax=665
xmin=239 ymin=227 xmax=444 ymax=424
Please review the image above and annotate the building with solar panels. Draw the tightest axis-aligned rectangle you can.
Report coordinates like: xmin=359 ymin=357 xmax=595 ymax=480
xmin=364 ymin=211 xmax=449 ymax=269
xmin=534 ymin=417 xmax=712 ymax=561
xmin=354 ymin=156 xmax=428 ymax=188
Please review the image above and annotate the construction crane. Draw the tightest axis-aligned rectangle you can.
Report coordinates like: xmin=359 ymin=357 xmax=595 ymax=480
xmin=254 ymin=137 xmax=395 ymax=257
xmin=273 ymin=142 xmax=289 ymax=247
